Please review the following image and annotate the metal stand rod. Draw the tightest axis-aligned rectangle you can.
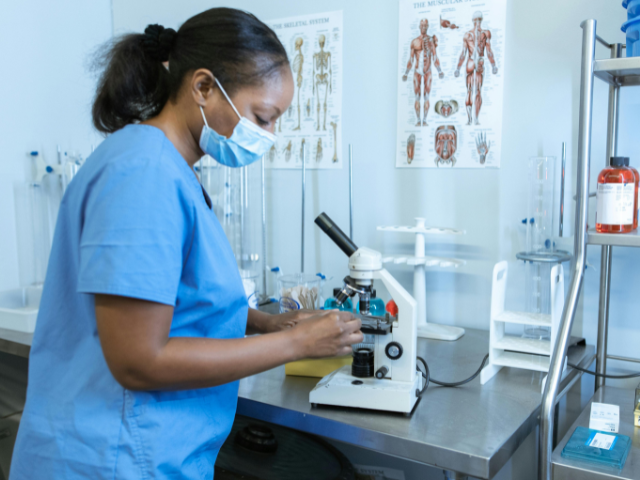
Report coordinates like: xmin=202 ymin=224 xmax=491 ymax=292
xmin=595 ymin=42 xmax=622 ymax=391
xmin=559 ymin=142 xmax=566 ymax=237
xmin=261 ymin=157 xmax=268 ymax=302
xmin=301 ymin=144 xmax=306 ymax=273
xmin=539 ymin=19 xmax=597 ymax=480
xmin=596 ymin=245 xmax=612 ymax=390
xmin=607 ymin=354 xmax=640 ymax=364
xmin=349 ymin=145 xmax=354 ymax=240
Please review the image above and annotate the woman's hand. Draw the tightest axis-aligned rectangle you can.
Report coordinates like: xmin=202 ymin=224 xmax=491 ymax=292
xmin=292 ymin=310 xmax=363 ymax=358
xmin=263 ymin=309 xmax=317 ymax=332
xmin=246 ymin=308 xmax=316 ymax=335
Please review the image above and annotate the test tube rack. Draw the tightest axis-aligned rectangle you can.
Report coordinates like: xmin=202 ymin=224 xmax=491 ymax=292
xmin=377 ymin=218 xmax=466 ymax=341
xmin=480 ymin=261 xmax=565 ymax=391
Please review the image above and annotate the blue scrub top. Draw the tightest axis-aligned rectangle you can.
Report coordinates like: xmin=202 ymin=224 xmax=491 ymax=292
xmin=10 ymin=125 xmax=249 ymax=479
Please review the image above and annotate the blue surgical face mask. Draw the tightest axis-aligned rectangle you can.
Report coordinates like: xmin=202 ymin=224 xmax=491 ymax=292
xmin=199 ymin=78 xmax=276 ymax=168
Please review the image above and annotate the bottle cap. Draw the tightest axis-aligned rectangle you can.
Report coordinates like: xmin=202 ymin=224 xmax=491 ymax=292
xmin=611 ymin=156 xmax=629 ymax=167
xmin=386 ymin=299 xmax=398 ymax=316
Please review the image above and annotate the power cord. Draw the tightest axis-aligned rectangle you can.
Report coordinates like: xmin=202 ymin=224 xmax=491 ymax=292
xmin=567 ymin=362 xmax=640 ymax=379
xmin=416 ymin=354 xmax=489 ymax=396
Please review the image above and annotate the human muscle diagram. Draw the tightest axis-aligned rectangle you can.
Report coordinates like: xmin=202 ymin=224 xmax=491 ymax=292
xmin=267 ymin=11 xmax=343 ymax=170
xmin=434 ymin=125 xmax=457 ymax=167
xmin=396 ymin=0 xmax=506 ymax=169
xmin=455 ymin=11 xmax=498 ymax=125
xmin=402 ymin=19 xmax=444 ymax=127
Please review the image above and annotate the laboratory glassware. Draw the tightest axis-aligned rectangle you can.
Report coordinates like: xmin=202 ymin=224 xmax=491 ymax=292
xmin=595 ymin=156 xmax=635 ymax=233
xmin=625 ymin=158 xmax=639 ymax=229
xmin=200 ymin=156 xmax=264 ymax=301
xmin=517 ymin=156 xmax=570 ymax=340
xmin=278 ymin=274 xmax=322 ymax=312
xmin=324 ymin=288 xmax=353 ymax=311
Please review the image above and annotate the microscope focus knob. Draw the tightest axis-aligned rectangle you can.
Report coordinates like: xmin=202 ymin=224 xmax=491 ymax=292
xmin=385 ymin=342 xmax=403 ymax=360
xmin=375 ymin=366 xmax=389 ymax=379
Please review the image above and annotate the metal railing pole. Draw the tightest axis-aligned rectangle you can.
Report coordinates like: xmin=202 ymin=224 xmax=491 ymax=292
xmin=596 ymin=43 xmax=623 ymax=391
xmin=539 ymin=19 xmax=597 ymax=480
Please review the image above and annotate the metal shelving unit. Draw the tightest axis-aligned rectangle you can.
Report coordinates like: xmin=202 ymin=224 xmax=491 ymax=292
xmin=540 ymin=20 xmax=640 ymax=480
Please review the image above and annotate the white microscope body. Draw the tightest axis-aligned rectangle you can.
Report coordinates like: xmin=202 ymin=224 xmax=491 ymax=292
xmin=310 ymin=214 xmax=423 ymax=414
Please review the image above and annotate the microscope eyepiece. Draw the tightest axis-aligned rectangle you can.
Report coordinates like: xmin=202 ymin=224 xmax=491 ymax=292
xmin=315 ymin=213 xmax=358 ymax=257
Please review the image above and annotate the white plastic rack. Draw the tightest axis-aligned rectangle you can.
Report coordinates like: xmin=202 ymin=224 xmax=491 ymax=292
xmin=377 ymin=218 xmax=466 ymax=341
xmin=481 ymin=261 xmax=564 ymax=390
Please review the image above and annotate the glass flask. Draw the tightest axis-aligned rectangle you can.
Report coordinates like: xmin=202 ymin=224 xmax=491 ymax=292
xmin=199 ymin=155 xmax=264 ymax=303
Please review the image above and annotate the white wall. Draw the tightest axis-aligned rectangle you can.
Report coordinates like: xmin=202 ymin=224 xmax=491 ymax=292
xmin=2 ymin=0 xmax=634 ymax=385
xmin=0 ymin=0 xmax=113 ymax=291
xmin=113 ymin=0 xmax=637 ymax=366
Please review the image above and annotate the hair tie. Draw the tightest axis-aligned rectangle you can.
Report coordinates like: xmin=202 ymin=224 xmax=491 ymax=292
xmin=142 ymin=24 xmax=177 ymax=62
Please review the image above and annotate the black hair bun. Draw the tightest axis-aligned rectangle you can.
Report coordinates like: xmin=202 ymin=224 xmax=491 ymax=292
xmin=142 ymin=24 xmax=177 ymax=62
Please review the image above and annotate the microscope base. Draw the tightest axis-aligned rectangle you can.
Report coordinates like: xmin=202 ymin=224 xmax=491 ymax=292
xmin=418 ymin=323 xmax=465 ymax=341
xmin=309 ymin=365 xmax=422 ymax=414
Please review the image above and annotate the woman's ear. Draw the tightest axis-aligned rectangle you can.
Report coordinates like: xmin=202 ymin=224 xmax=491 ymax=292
xmin=190 ymin=69 xmax=216 ymax=106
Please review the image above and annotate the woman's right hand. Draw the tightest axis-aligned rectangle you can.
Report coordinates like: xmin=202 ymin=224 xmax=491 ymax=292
xmin=292 ymin=310 xmax=363 ymax=359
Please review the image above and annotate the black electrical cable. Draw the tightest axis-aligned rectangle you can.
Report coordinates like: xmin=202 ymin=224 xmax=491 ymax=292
xmin=567 ymin=362 xmax=640 ymax=379
xmin=416 ymin=354 xmax=489 ymax=396
xmin=416 ymin=356 xmax=429 ymax=395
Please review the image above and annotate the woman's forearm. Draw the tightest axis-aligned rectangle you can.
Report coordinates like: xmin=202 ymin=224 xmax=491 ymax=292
xmin=125 ymin=330 xmax=300 ymax=390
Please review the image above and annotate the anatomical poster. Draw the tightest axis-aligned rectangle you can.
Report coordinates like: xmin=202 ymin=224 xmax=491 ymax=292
xmin=396 ymin=0 xmax=506 ymax=169
xmin=266 ymin=11 xmax=343 ymax=169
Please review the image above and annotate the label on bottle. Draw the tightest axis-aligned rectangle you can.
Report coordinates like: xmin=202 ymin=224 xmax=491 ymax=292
xmin=596 ymin=182 xmax=635 ymax=225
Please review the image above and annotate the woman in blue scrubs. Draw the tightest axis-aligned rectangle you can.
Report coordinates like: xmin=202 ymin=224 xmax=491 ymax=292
xmin=10 ymin=8 xmax=362 ymax=479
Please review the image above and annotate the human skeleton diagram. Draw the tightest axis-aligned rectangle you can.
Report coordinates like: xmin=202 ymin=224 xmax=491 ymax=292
xmin=282 ymin=140 xmax=293 ymax=162
xmin=434 ymin=125 xmax=457 ymax=167
xmin=299 ymin=138 xmax=306 ymax=162
xmin=330 ymin=121 xmax=338 ymax=162
xmin=267 ymin=144 xmax=277 ymax=163
xmin=454 ymin=11 xmax=498 ymax=125
xmin=292 ymin=37 xmax=304 ymax=131
xmin=313 ymin=35 xmax=332 ymax=131
xmin=402 ymin=19 xmax=444 ymax=127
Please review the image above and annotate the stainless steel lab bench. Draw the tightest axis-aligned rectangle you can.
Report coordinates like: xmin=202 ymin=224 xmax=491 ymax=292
xmin=552 ymin=386 xmax=640 ymax=480
xmin=0 ymin=319 xmax=594 ymax=479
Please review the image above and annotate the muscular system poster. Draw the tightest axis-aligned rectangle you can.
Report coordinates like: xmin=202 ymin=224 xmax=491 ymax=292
xmin=396 ymin=0 xmax=506 ymax=169
xmin=266 ymin=11 xmax=343 ymax=170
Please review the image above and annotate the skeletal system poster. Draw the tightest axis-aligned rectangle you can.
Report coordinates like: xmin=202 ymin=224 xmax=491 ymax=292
xmin=266 ymin=11 xmax=343 ymax=169
xmin=396 ymin=0 xmax=506 ymax=168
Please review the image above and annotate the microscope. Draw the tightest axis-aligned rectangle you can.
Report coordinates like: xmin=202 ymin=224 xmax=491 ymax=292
xmin=310 ymin=213 xmax=424 ymax=414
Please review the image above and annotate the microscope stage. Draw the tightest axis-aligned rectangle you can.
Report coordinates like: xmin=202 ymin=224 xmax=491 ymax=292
xmin=309 ymin=366 xmax=423 ymax=414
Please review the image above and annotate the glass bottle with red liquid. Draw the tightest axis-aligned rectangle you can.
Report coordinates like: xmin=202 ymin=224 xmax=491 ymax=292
xmin=596 ymin=156 xmax=636 ymax=233
xmin=624 ymin=158 xmax=639 ymax=230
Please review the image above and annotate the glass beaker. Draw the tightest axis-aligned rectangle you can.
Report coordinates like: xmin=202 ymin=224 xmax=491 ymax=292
xmin=240 ymin=270 xmax=259 ymax=309
xmin=199 ymin=155 xmax=264 ymax=299
xmin=278 ymin=274 xmax=322 ymax=312
xmin=523 ymin=156 xmax=557 ymax=340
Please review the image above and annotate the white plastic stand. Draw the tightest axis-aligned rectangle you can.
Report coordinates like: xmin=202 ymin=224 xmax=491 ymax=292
xmin=480 ymin=261 xmax=565 ymax=391
xmin=378 ymin=218 xmax=466 ymax=341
